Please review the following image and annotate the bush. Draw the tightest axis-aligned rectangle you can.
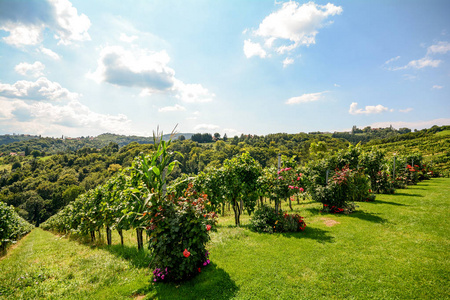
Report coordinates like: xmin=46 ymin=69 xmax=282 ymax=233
xmin=307 ymin=166 xmax=371 ymax=214
xmin=373 ymin=170 xmax=395 ymax=194
xmin=145 ymin=184 xmax=217 ymax=282
xmin=250 ymin=205 xmax=306 ymax=233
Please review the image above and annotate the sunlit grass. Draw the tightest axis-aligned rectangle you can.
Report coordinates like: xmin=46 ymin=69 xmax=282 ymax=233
xmin=1 ymin=178 xmax=449 ymax=299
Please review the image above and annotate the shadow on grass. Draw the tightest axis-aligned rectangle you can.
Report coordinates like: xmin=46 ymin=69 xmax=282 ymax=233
xmin=101 ymin=244 xmax=150 ymax=269
xmin=372 ymin=199 xmax=408 ymax=206
xmin=282 ymin=227 xmax=334 ymax=244
xmin=142 ymin=263 xmax=239 ymax=300
xmin=347 ymin=211 xmax=387 ymax=224
xmin=392 ymin=192 xmax=424 ymax=197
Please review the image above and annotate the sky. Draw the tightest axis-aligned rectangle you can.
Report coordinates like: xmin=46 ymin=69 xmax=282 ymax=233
xmin=0 ymin=0 xmax=449 ymax=138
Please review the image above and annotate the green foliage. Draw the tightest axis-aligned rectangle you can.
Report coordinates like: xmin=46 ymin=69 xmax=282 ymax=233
xmin=144 ymin=185 xmax=217 ymax=282
xmin=0 ymin=201 xmax=34 ymax=252
xmin=222 ymin=152 xmax=262 ymax=226
xmin=249 ymin=205 xmax=306 ymax=233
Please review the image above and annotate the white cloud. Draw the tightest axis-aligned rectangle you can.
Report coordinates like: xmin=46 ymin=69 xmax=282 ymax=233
xmin=0 ymin=0 xmax=90 ymax=47
xmin=403 ymin=57 xmax=441 ymax=69
xmin=158 ymin=104 xmax=186 ymax=112
xmin=0 ymin=23 xmax=43 ymax=46
xmin=349 ymin=102 xmax=389 ymax=115
xmin=370 ymin=118 xmax=450 ymax=131
xmin=252 ymin=2 xmax=342 ymax=54
xmin=0 ymin=97 xmax=131 ymax=136
xmin=14 ymin=61 xmax=45 ymax=77
xmin=388 ymin=41 xmax=449 ymax=71
xmin=0 ymin=77 xmax=79 ymax=101
xmin=283 ymin=57 xmax=294 ymax=67
xmin=87 ymin=46 xmax=175 ymax=90
xmin=174 ymin=80 xmax=214 ymax=103
xmin=194 ymin=124 xmax=220 ymax=131
xmin=334 ymin=83 xmax=340 ymax=87
xmin=243 ymin=40 xmax=267 ymax=58
xmin=223 ymin=128 xmax=242 ymax=137
xmin=38 ymin=46 xmax=61 ymax=60
xmin=120 ymin=33 xmax=138 ymax=43
xmin=399 ymin=108 xmax=413 ymax=113
xmin=88 ymin=45 xmax=214 ymax=103
xmin=427 ymin=41 xmax=450 ymax=55
xmin=384 ymin=56 xmax=401 ymax=65
xmin=432 ymin=85 xmax=443 ymax=89
xmin=286 ymin=91 xmax=326 ymax=104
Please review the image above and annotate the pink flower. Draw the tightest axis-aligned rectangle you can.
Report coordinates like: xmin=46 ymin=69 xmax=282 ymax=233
xmin=299 ymin=187 xmax=304 ymax=192
xmin=206 ymin=224 xmax=211 ymax=231
xmin=288 ymin=185 xmax=294 ymax=189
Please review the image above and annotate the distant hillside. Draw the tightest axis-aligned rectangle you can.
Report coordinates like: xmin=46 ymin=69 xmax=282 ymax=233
xmin=0 ymin=134 xmax=40 ymax=146
xmin=0 ymin=133 xmax=193 ymax=155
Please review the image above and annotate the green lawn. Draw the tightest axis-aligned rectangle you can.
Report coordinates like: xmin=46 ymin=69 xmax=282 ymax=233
xmin=1 ymin=178 xmax=449 ymax=299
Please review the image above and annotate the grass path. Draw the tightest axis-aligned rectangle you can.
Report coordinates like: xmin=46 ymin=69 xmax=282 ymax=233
xmin=1 ymin=178 xmax=449 ymax=299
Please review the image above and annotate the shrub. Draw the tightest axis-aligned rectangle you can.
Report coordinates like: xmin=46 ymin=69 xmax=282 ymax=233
xmin=307 ymin=166 xmax=371 ymax=214
xmin=250 ymin=205 xmax=306 ymax=233
xmin=373 ymin=170 xmax=395 ymax=194
xmin=145 ymin=184 xmax=217 ymax=282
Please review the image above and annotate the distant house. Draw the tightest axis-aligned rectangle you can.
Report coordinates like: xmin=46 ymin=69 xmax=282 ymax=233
xmin=9 ymin=152 xmax=17 ymax=156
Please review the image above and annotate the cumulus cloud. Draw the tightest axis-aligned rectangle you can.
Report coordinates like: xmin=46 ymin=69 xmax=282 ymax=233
xmin=14 ymin=61 xmax=45 ymax=77
xmin=174 ymin=80 xmax=214 ymax=103
xmin=432 ymin=85 xmax=443 ymax=89
xmin=88 ymin=45 xmax=214 ymax=103
xmin=0 ymin=0 xmax=90 ymax=47
xmin=0 ymin=97 xmax=131 ymax=135
xmin=349 ymin=102 xmax=390 ymax=115
xmin=388 ymin=41 xmax=449 ymax=71
xmin=244 ymin=1 xmax=342 ymax=63
xmin=0 ymin=77 xmax=79 ymax=101
xmin=223 ymin=128 xmax=242 ymax=137
xmin=194 ymin=124 xmax=220 ymax=131
xmin=87 ymin=46 xmax=175 ymax=91
xmin=286 ymin=91 xmax=326 ymax=104
xmin=243 ymin=40 xmax=267 ymax=58
xmin=283 ymin=57 xmax=294 ymax=67
xmin=120 ymin=33 xmax=138 ymax=43
xmin=402 ymin=57 xmax=441 ymax=69
xmin=158 ymin=104 xmax=186 ymax=112
xmin=38 ymin=46 xmax=61 ymax=60
xmin=427 ymin=41 xmax=450 ymax=55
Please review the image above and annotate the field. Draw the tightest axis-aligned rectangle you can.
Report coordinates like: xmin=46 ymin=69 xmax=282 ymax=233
xmin=1 ymin=178 xmax=449 ymax=299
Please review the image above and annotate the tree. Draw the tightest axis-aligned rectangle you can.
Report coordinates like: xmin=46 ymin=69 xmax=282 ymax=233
xmin=222 ymin=152 xmax=261 ymax=226
xmin=223 ymin=133 xmax=228 ymax=142
xmin=214 ymin=132 xmax=221 ymax=140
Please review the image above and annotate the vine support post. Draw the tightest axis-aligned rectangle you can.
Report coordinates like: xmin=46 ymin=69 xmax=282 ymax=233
xmin=393 ymin=153 xmax=396 ymax=179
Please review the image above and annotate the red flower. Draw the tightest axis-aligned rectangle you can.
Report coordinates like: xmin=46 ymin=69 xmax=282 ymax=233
xmin=183 ymin=249 xmax=190 ymax=258
xmin=206 ymin=225 xmax=211 ymax=231
xmin=198 ymin=268 xmax=201 ymax=272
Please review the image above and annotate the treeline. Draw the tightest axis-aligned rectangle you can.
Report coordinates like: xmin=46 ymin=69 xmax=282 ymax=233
xmin=0 ymin=132 xmax=191 ymax=155
xmin=0 ymin=142 xmax=154 ymax=226
xmin=1 ymin=125 xmax=449 ymax=226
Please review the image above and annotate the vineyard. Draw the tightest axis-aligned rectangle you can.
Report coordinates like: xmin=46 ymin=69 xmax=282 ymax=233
xmin=1 ymin=127 xmax=449 ymax=298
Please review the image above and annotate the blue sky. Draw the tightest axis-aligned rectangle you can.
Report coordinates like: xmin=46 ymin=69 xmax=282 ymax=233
xmin=0 ymin=0 xmax=449 ymax=137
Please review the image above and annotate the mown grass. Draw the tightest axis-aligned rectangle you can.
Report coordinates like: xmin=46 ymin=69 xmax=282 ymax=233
xmin=1 ymin=178 xmax=449 ymax=299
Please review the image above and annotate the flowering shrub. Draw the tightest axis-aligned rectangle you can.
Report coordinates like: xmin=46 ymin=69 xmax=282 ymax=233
xmin=309 ymin=166 xmax=370 ymax=214
xmin=266 ymin=167 xmax=303 ymax=212
xmin=249 ymin=205 xmax=306 ymax=233
xmin=373 ymin=170 xmax=395 ymax=194
xmin=144 ymin=184 xmax=217 ymax=282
